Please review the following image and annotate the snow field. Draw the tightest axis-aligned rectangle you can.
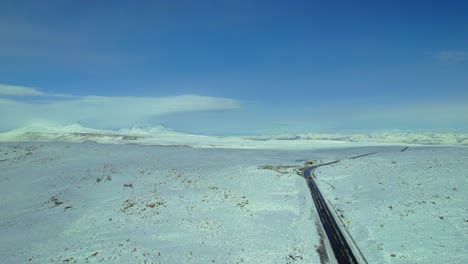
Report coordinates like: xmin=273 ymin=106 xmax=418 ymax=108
xmin=314 ymin=147 xmax=468 ymax=263
xmin=2 ymin=142 xmax=466 ymax=264
xmin=0 ymin=143 xmax=321 ymax=263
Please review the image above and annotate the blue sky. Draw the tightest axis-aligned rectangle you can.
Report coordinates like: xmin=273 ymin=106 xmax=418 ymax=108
xmin=0 ymin=0 xmax=467 ymax=134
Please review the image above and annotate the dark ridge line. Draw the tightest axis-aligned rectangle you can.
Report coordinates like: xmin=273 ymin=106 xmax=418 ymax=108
xmin=348 ymin=152 xmax=378 ymax=159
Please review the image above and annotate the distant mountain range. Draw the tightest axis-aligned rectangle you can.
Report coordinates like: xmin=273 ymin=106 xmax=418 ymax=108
xmin=0 ymin=123 xmax=466 ymax=147
xmin=243 ymin=132 xmax=468 ymax=146
xmin=0 ymin=124 xmax=180 ymax=144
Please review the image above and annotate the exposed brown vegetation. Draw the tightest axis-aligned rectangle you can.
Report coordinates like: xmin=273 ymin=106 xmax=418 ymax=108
xmin=315 ymin=221 xmax=329 ymax=264
xmin=258 ymin=165 xmax=300 ymax=174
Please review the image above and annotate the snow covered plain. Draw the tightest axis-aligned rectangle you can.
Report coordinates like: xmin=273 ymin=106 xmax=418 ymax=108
xmin=1 ymin=142 xmax=324 ymax=263
xmin=1 ymin=126 xmax=467 ymax=263
xmin=314 ymin=146 xmax=468 ymax=263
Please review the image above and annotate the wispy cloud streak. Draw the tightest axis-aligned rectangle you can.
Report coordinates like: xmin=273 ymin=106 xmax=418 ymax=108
xmin=0 ymin=85 xmax=240 ymax=131
xmin=0 ymin=84 xmax=45 ymax=96
xmin=434 ymin=51 xmax=468 ymax=62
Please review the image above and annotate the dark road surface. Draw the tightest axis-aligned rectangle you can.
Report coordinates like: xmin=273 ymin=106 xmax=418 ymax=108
xmin=304 ymin=165 xmax=359 ymax=264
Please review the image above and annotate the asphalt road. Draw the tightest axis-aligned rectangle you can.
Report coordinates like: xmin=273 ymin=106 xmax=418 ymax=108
xmin=304 ymin=165 xmax=359 ymax=264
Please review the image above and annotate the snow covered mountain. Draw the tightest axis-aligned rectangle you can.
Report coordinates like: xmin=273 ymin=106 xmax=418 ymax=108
xmin=117 ymin=125 xmax=180 ymax=135
xmin=0 ymin=124 xmax=147 ymax=144
xmin=0 ymin=123 xmax=235 ymax=148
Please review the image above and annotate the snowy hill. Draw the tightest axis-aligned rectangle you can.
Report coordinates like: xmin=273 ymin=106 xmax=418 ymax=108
xmin=0 ymin=124 xmax=141 ymax=144
xmin=1 ymin=124 xmax=467 ymax=148
xmin=4 ymin=123 xmax=108 ymax=134
xmin=0 ymin=124 xmax=353 ymax=149
xmin=244 ymin=132 xmax=468 ymax=146
xmin=117 ymin=125 xmax=180 ymax=135
xmin=0 ymin=124 xmax=191 ymax=144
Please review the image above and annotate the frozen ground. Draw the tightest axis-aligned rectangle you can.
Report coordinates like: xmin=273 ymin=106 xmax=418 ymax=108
xmin=1 ymin=141 xmax=466 ymax=263
xmin=315 ymin=146 xmax=468 ymax=263
xmin=0 ymin=142 xmax=322 ymax=263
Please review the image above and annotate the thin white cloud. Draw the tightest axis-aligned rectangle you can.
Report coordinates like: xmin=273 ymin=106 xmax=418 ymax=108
xmin=434 ymin=51 xmax=468 ymax=62
xmin=0 ymin=86 xmax=240 ymax=131
xmin=0 ymin=84 xmax=45 ymax=96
